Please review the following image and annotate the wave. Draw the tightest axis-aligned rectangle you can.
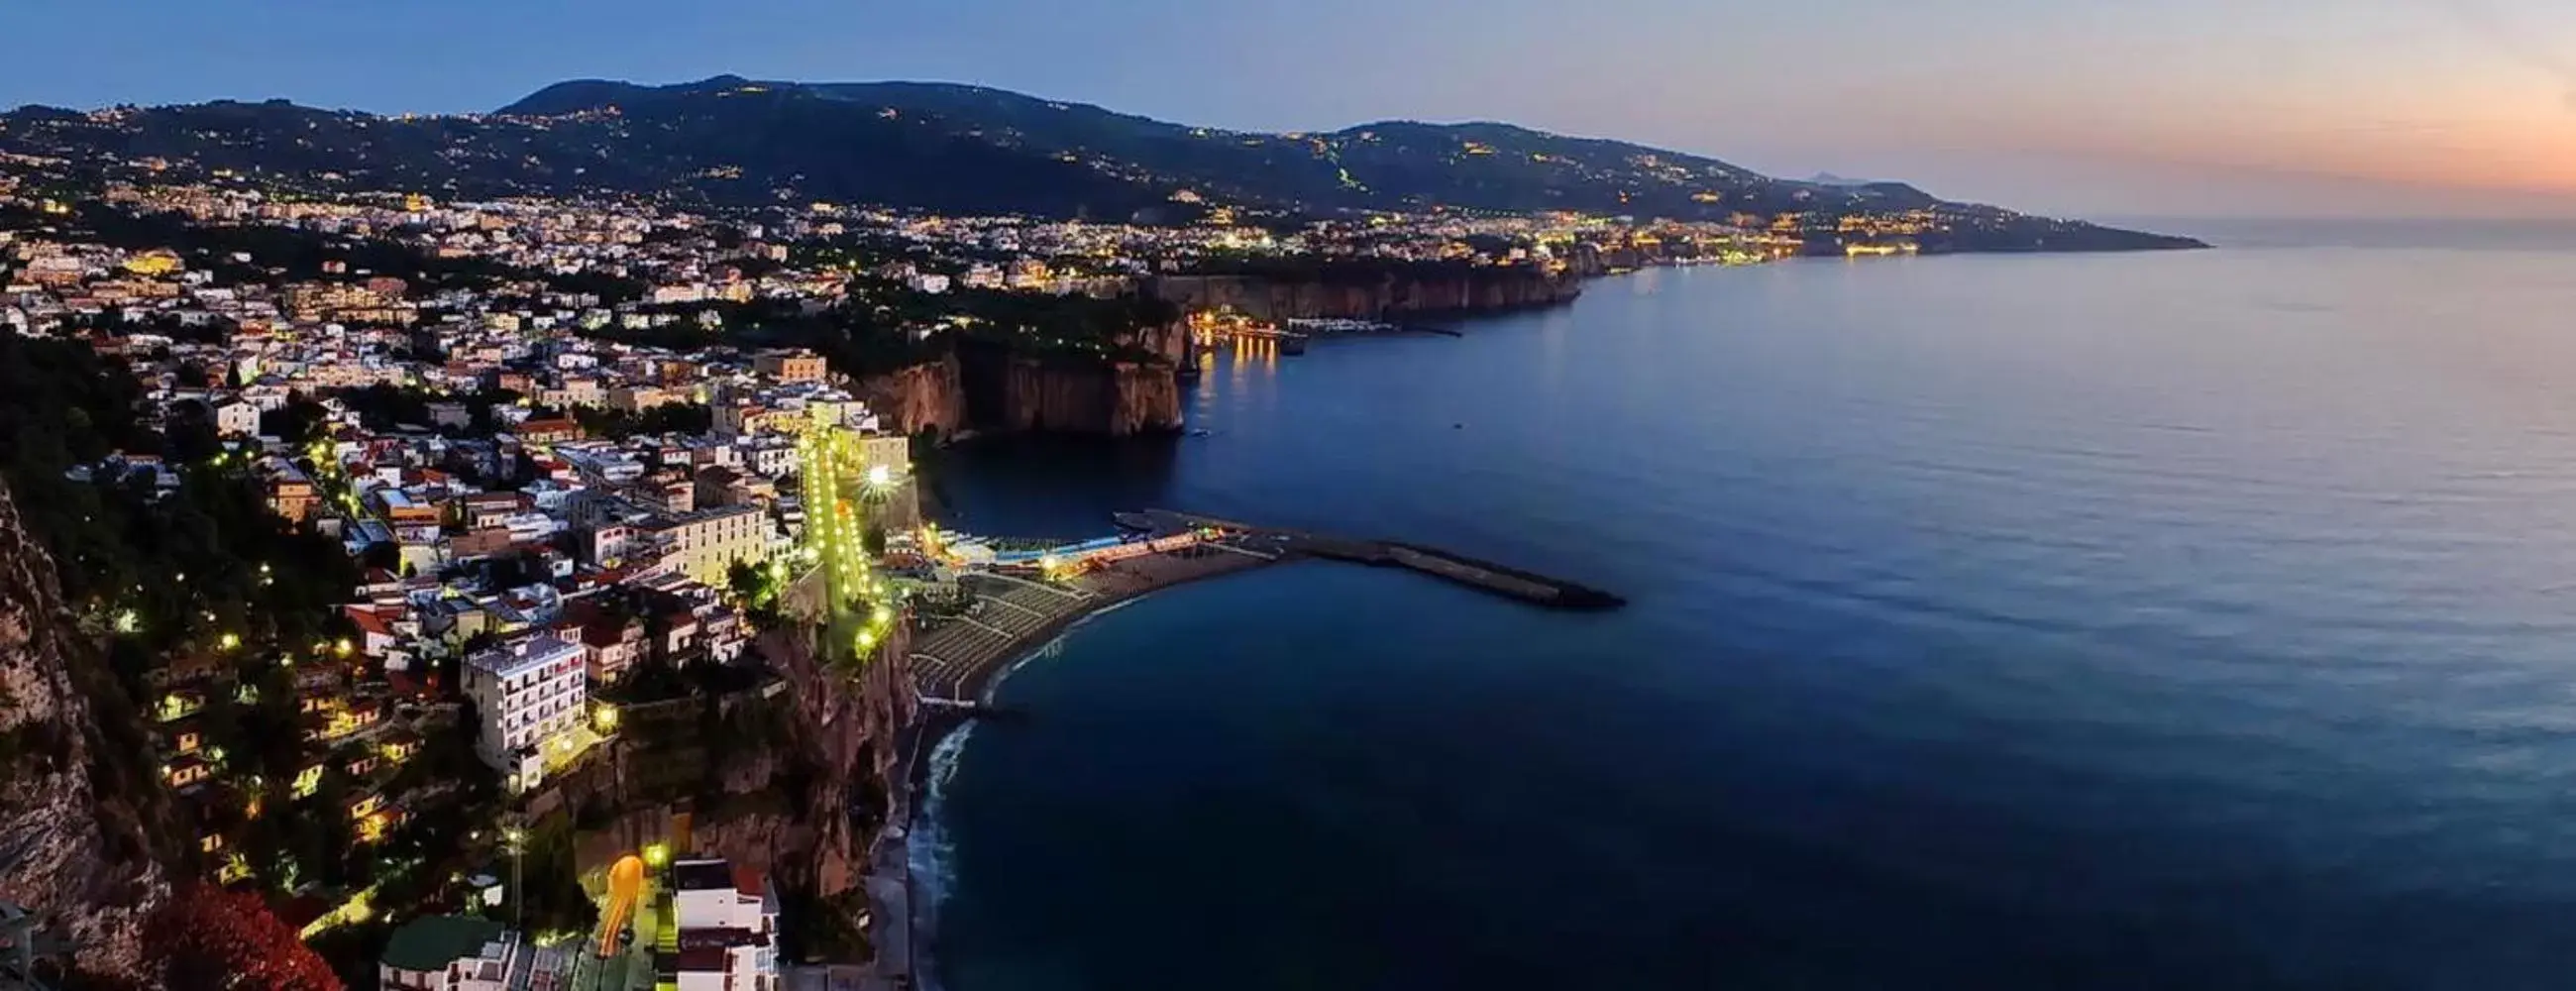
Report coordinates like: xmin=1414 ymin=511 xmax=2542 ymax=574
xmin=909 ymin=596 xmax=1145 ymax=987
xmin=909 ymin=720 xmax=977 ymax=991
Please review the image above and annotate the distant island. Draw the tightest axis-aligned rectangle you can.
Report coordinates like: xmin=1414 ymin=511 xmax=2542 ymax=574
xmin=0 ymin=74 xmax=2204 ymax=254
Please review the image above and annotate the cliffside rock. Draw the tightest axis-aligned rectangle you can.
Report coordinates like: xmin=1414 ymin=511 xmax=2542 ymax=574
xmin=1117 ymin=318 xmax=1193 ymax=367
xmin=995 ymin=359 xmax=1182 ymax=436
xmin=535 ymin=625 xmax=914 ymax=901
xmin=1146 ymin=270 xmax=1583 ymax=322
xmin=0 ymin=481 xmax=169 ymax=981
xmin=853 ymin=356 xmax=970 ymax=439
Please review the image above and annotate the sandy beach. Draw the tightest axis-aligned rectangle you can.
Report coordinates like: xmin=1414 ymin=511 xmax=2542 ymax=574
xmin=859 ymin=538 xmax=1286 ymax=990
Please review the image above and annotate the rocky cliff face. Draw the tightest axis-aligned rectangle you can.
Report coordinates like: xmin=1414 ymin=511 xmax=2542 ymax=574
xmin=853 ymin=357 xmax=970 ymax=440
xmin=1116 ymin=318 xmax=1193 ymax=367
xmin=990 ymin=359 xmax=1183 ymax=437
xmin=537 ymin=626 xmax=913 ymax=900
xmin=0 ymin=481 xmax=169 ymax=982
xmin=1147 ymin=271 xmax=1584 ymax=322
xmin=857 ymin=352 xmax=1183 ymax=438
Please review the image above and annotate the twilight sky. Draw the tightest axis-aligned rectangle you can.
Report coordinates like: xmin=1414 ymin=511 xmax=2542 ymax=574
xmin=9 ymin=0 xmax=2576 ymax=219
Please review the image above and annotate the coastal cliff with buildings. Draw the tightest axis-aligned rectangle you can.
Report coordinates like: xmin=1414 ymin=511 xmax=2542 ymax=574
xmin=1146 ymin=267 xmax=1585 ymax=323
xmin=850 ymin=267 xmax=1592 ymax=440
xmin=854 ymin=351 xmax=1186 ymax=439
xmin=527 ymin=625 xmax=915 ymax=905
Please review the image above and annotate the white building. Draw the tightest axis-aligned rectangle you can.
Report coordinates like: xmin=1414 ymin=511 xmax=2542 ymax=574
xmin=377 ymin=916 xmax=574 ymax=991
xmin=462 ymin=633 xmax=587 ymax=791
xmin=740 ymin=439 xmax=799 ymax=479
xmin=212 ymin=397 xmax=262 ymax=437
xmin=670 ymin=858 xmax=781 ymax=991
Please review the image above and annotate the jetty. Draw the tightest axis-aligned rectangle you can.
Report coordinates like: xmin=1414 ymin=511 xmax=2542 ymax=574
xmin=904 ymin=508 xmax=1620 ymax=705
xmin=1127 ymin=509 xmax=1625 ymax=609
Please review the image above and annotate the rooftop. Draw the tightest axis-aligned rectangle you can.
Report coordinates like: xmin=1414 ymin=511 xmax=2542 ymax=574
xmin=466 ymin=633 xmax=583 ymax=678
xmin=672 ymin=858 xmax=736 ymax=892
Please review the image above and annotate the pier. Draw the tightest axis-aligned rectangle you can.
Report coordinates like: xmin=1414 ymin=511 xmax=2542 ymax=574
xmin=1142 ymin=509 xmax=1625 ymax=608
xmin=902 ymin=509 xmax=1621 ymax=705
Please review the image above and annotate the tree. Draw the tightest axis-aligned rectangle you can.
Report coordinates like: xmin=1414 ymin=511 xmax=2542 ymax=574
xmin=147 ymin=883 xmax=345 ymax=991
xmin=162 ymin=398 xmax=222 ymax=465
xmin=728 ymin=560 xmax=766 ymax=605
xmin=262 ymin=394 xmax=332 ymax=446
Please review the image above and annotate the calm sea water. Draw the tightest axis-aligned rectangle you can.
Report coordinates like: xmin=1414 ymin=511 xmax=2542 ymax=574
xmin=921 ymin=237 xmax=2576 ymax=990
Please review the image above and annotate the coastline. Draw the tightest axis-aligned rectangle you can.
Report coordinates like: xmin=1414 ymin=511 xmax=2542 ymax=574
xmin=867 ymin=545 xmax=1287 ymax=991
xmin=858 ymin=507 xmax=1628 ymax=986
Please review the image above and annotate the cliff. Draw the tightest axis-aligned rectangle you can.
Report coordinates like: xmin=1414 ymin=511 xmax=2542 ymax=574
xmin=989 ymin=358 xmax=1182 ymax=436
xmin=530 ymin=626 xmax=914 ymax=901
xmin=1147 ymin=270 xmax=1583 ymax=322
xmin=0 ymin=481 xmax=170 ymax=982
xmin=862 ymin=349 xmax=1185 ymax=439
xmin=852 ymin=357 xmax=970 ymax=439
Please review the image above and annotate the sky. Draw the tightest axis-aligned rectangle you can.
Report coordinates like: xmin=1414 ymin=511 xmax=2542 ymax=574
xmin=8 ymin=0 xmax=2576 ymax=219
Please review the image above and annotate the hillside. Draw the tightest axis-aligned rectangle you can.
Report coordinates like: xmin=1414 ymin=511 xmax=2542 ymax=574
xmin=0 ymin=475 xmax=172 ymax=983
xmin=0 ymin=76 xmax=2203 ymax=251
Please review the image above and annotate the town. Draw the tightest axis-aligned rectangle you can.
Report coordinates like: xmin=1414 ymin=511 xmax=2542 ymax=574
xmin=0 ymin=143 xmax=1710 ymax=990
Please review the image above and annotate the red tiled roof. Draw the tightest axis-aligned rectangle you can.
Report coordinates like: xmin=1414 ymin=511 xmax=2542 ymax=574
xmin=345 ymin=606 xmax=394 ymax=638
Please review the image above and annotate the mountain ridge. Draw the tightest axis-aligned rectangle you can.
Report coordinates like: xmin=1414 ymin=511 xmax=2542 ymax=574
xmin=0 ymin=75 xmax=2205 ymax=251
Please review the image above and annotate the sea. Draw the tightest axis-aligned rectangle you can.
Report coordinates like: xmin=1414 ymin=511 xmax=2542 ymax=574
xmin=912 ymin=221 xmax=2576 ymax=991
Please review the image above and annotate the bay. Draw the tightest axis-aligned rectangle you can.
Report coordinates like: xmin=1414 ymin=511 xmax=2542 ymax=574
xmin=923 ymin=241 xmax=2576 ymax=990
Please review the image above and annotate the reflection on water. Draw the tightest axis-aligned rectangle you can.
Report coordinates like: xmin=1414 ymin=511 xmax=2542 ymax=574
xmin=933 ymin=246 xmax=2576 ymax=991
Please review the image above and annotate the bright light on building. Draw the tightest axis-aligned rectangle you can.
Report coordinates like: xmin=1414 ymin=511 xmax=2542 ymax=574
xmin=643 ymin=842 xmax=669 ymax=867
xmin=593 ymin=705 xmax=619 ymax=732
xmin=217 ymin=632 xmax=241 ymax=651
xmin=866 ymin=465 xmax=893 ymax=489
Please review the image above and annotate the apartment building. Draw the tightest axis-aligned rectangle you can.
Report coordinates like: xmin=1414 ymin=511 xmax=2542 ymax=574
xmin=462 ymin=633 xmax=586 ymax=791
